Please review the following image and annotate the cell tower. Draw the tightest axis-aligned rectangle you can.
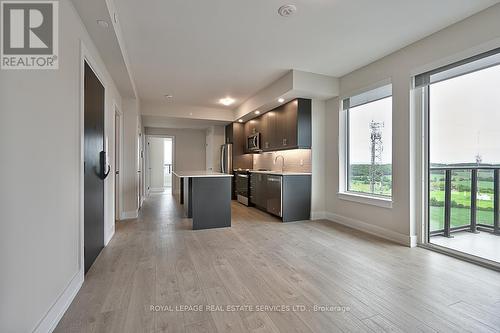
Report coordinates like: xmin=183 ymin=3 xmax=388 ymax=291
xmin=369 ymin=120 xmax=384 ymax=193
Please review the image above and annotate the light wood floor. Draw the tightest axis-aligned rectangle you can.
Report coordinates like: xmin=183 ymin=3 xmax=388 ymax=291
xmin=56 ymin=193 xmax=500 ymax=333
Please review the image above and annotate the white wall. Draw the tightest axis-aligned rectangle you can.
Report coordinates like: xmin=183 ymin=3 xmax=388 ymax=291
xmin=0 ymin=0 xmax=127 ymax=331
xmin=324 ymin=3 xmax=500 ymax=246
xmin=311 ymin=100 xmax=327 ymax=219
xmin=145 ymin=127 xmax=207 ymax=194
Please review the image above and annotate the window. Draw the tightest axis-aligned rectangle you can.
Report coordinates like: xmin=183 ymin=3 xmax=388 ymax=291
xmin=343 ymin=84 xmax=393 ymax=198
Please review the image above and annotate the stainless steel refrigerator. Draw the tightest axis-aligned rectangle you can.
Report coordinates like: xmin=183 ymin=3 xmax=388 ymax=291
xmin=220 ymin=144 xmax=233 ymax=174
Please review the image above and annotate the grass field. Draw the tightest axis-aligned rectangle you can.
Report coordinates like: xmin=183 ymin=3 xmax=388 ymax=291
xmin=428 ymin=169 xmax=496 ymax=232
xmin=429 ymin=206 xmax=494 ymax=231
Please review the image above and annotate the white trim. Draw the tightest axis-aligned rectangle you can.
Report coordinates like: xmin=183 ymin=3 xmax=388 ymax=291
xmin=337 ymin=192 xmax=393 ymax=209
xmin=324 ymin=212 xmax=416 ymax=247
xmin=310 ymin=211 xmax=327 ymax=220
xmin=114 ymin=104 xmax=124 ymax=221
xmin=121 ymin=210 xmax=139 ymax=220
xmin=32 ymin=270 xmax=84 ymax=333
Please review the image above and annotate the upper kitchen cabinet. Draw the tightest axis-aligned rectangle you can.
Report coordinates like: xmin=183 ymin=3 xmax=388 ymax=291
xmin=262 ymin=98 xmax=311 ymax=151
xmin=244 ymin=118 xmax=261 ymax=138
xmin=225 ymin=122 xmax=253 ymax=169
xmin=261 ymin=109 xmax=278 ymax=150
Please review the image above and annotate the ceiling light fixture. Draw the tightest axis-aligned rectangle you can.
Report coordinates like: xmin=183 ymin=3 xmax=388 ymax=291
xmin=96 ymin=20 xmax=109 ymax=28
xmin=278 ymin=98 xmax=285 ymax=103
xmin=254 ymin=110 xmax=260 ymax=115
xmin=278 ymin=4 xmax=297 ymax=17
xmin=238 ymin=119 xmax=243 ymax=123
xmin=219 ymin=97 xmax=235 ymax=106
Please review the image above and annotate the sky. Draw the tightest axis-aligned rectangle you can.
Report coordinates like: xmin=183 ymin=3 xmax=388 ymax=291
xmin=430 ymin=63 xmax=500 ymax=165
xmin=349 ymin=97 xmax=392 ymax=164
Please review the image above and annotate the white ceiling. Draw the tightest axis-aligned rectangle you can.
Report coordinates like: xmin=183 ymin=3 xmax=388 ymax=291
xmin=113 ymin=0 xmax=497 ymax=110
xmin=71 ymin=0 xmax=136 ymax=98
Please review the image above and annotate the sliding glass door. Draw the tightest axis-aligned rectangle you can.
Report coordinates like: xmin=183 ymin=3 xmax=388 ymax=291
xmin=418 ymin=48 xmax=500 ymax=264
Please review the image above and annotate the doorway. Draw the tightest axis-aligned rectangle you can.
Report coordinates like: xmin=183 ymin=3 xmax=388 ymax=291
xmin=419 ymin=49 xmax=500 ymax=266
xmin=146 ymin=136 xmax=174 ymax=194
xmin=83 ymin=61 xmax=108 ymax=274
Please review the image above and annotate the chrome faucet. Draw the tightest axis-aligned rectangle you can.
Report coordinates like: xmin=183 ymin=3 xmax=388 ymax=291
xmin=274 ymin=155 xmax=285 ymax=172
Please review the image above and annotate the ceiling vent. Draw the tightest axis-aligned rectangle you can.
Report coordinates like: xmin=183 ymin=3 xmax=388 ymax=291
xmin=278 ymin=4 xmax=297 ymax=17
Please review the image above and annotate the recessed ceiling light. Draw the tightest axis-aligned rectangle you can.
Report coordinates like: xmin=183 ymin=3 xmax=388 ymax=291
xmin=278 ymin=4 xmax=297 ymax=17
xmin=278 ymin=98 xmax=285 ymax=103
xmin=219 ymin=97 xmax=235 ymax=106
xmin=254 ymin=110 xmax=260 ymax=115
xmin=96 ymin=20 xmax=109 ymax=28
xmin=238 ymin=119 xmax=243 ymax=123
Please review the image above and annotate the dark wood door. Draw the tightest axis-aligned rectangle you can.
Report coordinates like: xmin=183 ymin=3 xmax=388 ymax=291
xmin=84 ymin=62 xmax=105 ymax=274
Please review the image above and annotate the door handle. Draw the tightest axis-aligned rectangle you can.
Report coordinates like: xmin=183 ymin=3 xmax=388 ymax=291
xmin=99 ymin=151 xmax=111 ymax=180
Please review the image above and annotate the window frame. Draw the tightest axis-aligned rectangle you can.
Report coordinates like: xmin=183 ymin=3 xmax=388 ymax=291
xmin=339 ymin=83 xmax=394 ymax=206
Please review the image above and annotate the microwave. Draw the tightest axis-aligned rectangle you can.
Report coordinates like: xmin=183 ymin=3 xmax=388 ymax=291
xmin=247 ymin=133 xmax=261 ymax=152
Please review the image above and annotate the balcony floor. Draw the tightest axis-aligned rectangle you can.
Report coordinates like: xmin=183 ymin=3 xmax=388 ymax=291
xmin=431 ymin=230 xmax=500 ymax=263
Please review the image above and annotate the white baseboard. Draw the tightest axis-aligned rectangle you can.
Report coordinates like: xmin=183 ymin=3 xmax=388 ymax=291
xmin=324 ymin=212 xmax=416 ymax=247
xmin=121 ymin=210 xmax=138 ymax=220
xmin=310 ymin=211 xmax=327 ymax=220
xmin=32 ymin=270 xmax=84 ymax=333
xmin=104 ymin=227 xmax=115 ymax=246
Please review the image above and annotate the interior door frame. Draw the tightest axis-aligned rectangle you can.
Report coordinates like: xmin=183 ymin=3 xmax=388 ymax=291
xmin=79 ymin=41 xmax=109 ymax=277
xmin=114 ymin=104 xmax=123 ymax=221
xmin=145 ymin=134 xmax=176 ymax=196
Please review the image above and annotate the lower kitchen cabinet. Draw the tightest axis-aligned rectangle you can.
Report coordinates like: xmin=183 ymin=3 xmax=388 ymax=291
xmin=249 ymin=173 xmax=311 ymax=222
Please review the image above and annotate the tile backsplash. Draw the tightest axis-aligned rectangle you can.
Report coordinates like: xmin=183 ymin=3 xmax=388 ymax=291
xmin=253 ymin=149 xmax=312 ymax=173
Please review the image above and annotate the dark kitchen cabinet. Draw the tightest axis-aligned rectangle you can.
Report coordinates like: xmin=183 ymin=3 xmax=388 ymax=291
xmin=225 ymin=123 xmax=252 ymax=169
xmin=261 ymin=98 xmax=311 ymax=151
xmin=225 ymin=122 xmax=253 ymax=199
xmin=250 ymin=173 xmax=267 ymax=208
xmin=261 ymin=109 xmax=278 ymax=150
xmin=244 ymin=118 xmax=261 ymax=138
xmin=250 ymin=172 xmax=311 ymax=222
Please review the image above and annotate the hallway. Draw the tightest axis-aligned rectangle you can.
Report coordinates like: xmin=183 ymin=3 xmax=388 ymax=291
xmin=54 ymin=193 xmax=500 ymax=332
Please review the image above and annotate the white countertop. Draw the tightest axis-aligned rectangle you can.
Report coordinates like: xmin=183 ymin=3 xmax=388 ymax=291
xmin=173 ymin=171 xmax=233 ymax=178
xmin=248 ymin=170 xmax=312 ymax=176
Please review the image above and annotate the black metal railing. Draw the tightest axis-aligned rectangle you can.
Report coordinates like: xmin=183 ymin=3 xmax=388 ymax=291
xmin=429 ymin=166 xmax=500 ymax=237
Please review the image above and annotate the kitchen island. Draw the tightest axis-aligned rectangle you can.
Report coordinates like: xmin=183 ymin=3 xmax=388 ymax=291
xmin=173 ymin=171 xmax=233 ymax=230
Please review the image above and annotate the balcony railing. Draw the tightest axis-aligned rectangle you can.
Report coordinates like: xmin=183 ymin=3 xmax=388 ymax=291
xmin=429 ymin=166 xmax=500 ymax=237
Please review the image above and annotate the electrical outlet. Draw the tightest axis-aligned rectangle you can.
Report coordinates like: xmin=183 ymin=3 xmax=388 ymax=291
xmin=300 ymin=159 xmax=304 ymax=166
